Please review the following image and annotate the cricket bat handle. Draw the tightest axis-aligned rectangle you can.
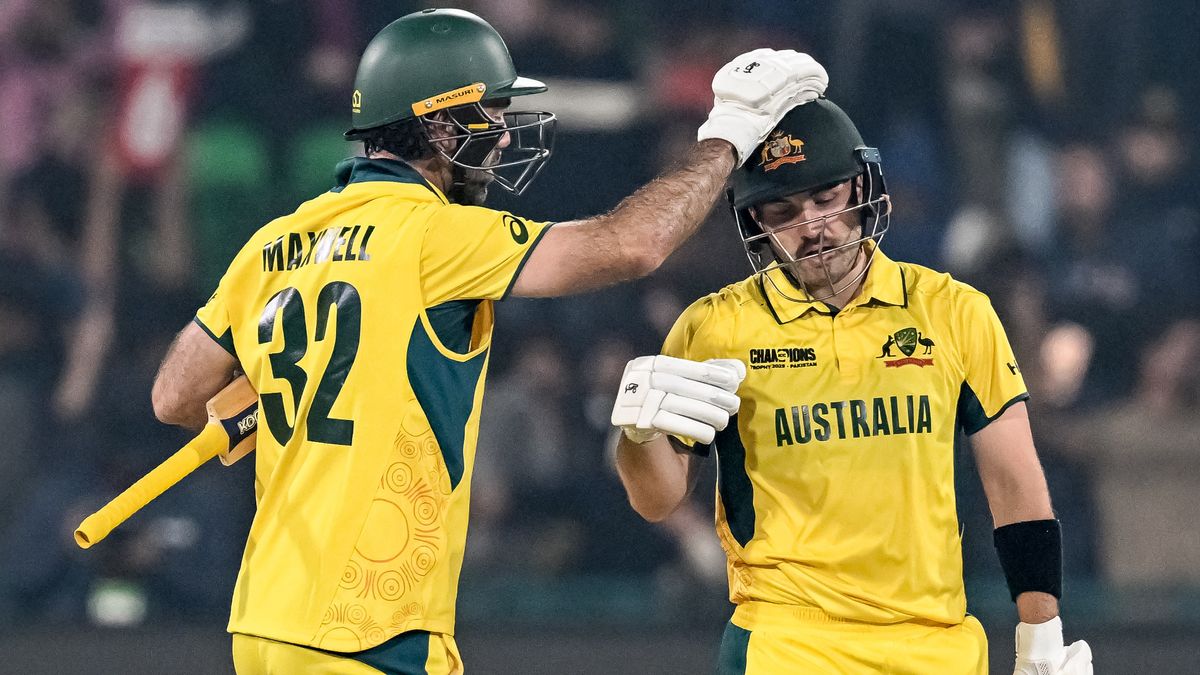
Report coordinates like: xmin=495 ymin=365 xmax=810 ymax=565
xmin=74 ymin=375 xmax=258 ymax=549
xmin=74 ymin=424 xmax=226 ymax=548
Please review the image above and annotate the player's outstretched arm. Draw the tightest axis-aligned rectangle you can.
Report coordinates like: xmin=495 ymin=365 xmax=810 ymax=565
xmin=971 ymin=402 xmax=1092 ymax=675
xmin=510 ymin=50 xmax=828 ymax=298
xmin=612 ymin=356 xmax=745 ymax=521
xmin=512 ymin=139 xmax=733 ymax=298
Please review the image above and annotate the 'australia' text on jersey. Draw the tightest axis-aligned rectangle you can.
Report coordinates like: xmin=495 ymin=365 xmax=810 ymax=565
xmin=774 ymin=394 xmax=932 ymax=446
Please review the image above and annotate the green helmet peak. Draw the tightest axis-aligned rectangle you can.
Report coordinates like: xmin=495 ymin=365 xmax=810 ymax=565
xmin=346 ymin=9 xmax=547 ymax=138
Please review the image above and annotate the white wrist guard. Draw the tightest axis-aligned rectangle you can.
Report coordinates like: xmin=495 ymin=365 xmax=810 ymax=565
xmin=1014 ymin=617 xmax=1093 ymax=675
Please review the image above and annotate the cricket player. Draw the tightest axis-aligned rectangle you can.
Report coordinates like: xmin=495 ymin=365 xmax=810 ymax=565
xmin=149 ymin=8 xmax=830 ymax=674
xmin=611 ymin=97 xmax=1093 ymax=674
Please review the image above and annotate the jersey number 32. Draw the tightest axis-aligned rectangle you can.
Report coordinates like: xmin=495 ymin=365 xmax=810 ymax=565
xmin=257 ymin=281 xmax=361 ymax=446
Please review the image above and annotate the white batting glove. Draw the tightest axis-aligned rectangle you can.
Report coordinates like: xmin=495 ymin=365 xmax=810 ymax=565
xmin=1014 ymin=617 xmax=1093 ymax=675
xmin=697 ymin=48 xmax=829 ymax=166
xmin=611 ymin=355 xmax=746 ymax=445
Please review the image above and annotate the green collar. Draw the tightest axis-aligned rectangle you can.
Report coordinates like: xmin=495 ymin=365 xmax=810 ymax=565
xmin=332 ymin=157 xmax=447 ymax=202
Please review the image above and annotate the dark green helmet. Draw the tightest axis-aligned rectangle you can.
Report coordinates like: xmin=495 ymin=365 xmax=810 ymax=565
xmin=345 ymin=9 xmax=556 ymax=198
xmin=346 ymin=8 xmax=546 ymax=136
xmin=732 ymin=98 xmax=874 ymax=210
xmin=728 ymin=97 xmax=891 ymax=295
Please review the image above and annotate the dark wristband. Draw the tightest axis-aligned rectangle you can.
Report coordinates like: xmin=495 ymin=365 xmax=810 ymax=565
xmin=993 ymin=519 xmax=1063 ymax=601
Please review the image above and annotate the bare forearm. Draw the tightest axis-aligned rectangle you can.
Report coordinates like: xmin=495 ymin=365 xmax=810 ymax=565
xmin=152 ymin=322 xmax=238 ymax=430
xmin=603 ymin=139 xmax=736 ymax=270
xmin=615 ymin=434 xmax=694 ymax=522
xmin=510 ymin=139 xmax=736 ymax=297
xmin=152 ymin=379 xmax=215 ymax=431
xmin=1017 ymin=591 xmax=1059 ymax=623
xmin=971 ymin=404 xmax=1064 ymax=622
xmin=972 ymin=406 xmax=1054 ymax=527
xmin=981 ymin=465 xmax=1054 ymax=527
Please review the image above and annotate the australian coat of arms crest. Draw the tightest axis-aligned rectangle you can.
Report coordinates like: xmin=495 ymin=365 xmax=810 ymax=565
xmin=877 ymin=327 xmax=935 ymax=367
xmin=759 ymin=130 xmax=806 ymax=171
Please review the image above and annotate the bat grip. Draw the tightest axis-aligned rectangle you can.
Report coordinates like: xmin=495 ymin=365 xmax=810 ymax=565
xmin=74 ymin=424 xmax=226 ymax=548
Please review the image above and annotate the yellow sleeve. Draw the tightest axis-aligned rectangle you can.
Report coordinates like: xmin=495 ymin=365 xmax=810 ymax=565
xmin=660 ymin=295 xmax=718 ymax=361
xmin=955 ymin=290 xmax=1029 ymax=434
xmin=420 ymin=205 xmax=551 ymax=305
xmin=660 ymin=296 xmax=722 ymax=452
xmin=194 ymin=282 xmax=237 ymax=357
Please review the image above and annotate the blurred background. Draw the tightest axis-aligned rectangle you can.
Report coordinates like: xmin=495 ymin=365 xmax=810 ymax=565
xmin=1 ymin=0 xmax=1198 ymax=672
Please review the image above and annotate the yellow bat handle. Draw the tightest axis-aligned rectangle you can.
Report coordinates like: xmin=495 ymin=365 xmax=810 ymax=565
xmin=74 ymin=424 xmax=227 ymax=549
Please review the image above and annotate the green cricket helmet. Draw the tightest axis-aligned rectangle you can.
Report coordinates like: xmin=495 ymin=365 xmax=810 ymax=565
xmin=729 ymin=97 xmax=891 ymax=299
xmin=346 ymin=8 xmax=555 ymax=195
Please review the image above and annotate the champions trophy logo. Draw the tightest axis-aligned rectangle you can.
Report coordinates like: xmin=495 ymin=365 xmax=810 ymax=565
xmin=876 ymin=327 xmax=935 ymax=368
xmin=760 ymin=130 xmax=806 ymax=171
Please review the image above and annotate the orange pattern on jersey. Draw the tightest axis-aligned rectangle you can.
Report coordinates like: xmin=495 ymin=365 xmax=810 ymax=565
xmin=314 ymin=412 xmax=451 ymax=650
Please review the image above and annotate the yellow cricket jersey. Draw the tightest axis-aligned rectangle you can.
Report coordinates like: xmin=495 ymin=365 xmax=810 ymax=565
xmin=662 ymin=249 xmax=1028 ymax=626
xmin=194 ymin=157 xmax=550 ymax=651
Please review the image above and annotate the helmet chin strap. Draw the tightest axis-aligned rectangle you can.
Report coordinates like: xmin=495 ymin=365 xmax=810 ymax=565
xmin=415 ymin=105 xmax=485 ymax=203
xmin=430 ymin=104 xmax=505 ymax=205
xmin=446 ymin=163 xmax=473 ymax=204
xmin=758 ymin=191 xmax=889 ymax=304
xmin=759 ymin=198 xmax=867 ymax=302
xmin=427 ymin=137 xmax=488 ymax=206
xmin=446 ymin=163 xmax=490 ymax=206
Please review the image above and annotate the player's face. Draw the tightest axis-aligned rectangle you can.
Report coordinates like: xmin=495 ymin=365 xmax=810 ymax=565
xmin=751 ymin=178 xmax=868 ymax=294
xmin=477 ymin=101 xmax=512 ymax=168
xmin=452 ymin=101 xmax=512 ymax=205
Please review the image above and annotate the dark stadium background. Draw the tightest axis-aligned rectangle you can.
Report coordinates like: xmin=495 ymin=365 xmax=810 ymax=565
xmin=1 ymin=0 xmax=1198 ymax=672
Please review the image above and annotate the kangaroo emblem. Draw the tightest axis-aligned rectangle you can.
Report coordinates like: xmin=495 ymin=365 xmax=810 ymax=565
xmin=876 ymin=335 xmax=895 ymax=358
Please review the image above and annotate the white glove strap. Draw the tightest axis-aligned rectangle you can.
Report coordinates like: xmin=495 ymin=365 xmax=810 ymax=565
xmin=697 ymin=107 xmax=767 ymax=166
xmin=1016 ymin=616 xmax=1064 ymax=661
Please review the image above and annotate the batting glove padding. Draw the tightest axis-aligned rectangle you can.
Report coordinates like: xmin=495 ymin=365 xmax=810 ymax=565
xmin=697 ymin=49 xmax=829 ymax=166
xmin=611 ymin=355 xmax=746 ymax=445
xmin=1014 ymin=617 xmax=1093 ymax=675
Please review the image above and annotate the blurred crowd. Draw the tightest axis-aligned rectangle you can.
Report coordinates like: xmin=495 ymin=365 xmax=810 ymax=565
xmin=1 ymin=0 xmax=1197 ymax=628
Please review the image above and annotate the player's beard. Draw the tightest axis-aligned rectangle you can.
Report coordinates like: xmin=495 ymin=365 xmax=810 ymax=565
xmin=447 ymin=146 xmax=501 ymax=206
xmin=448 ymin=167 xmax=493 ymax=206
xmin=777 ymin=225 xmax=867 ymax=299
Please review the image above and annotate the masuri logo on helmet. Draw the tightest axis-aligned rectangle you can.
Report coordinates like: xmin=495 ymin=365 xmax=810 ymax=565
xmin=411 ymin=83 xmax=488 ymax=117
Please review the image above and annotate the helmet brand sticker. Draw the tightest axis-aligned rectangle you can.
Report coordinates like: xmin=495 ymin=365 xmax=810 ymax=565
xmin=351 ymin=90 xmax=362 ymax=113
xmin=411 ymin=82 xmax=487 ymax=117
